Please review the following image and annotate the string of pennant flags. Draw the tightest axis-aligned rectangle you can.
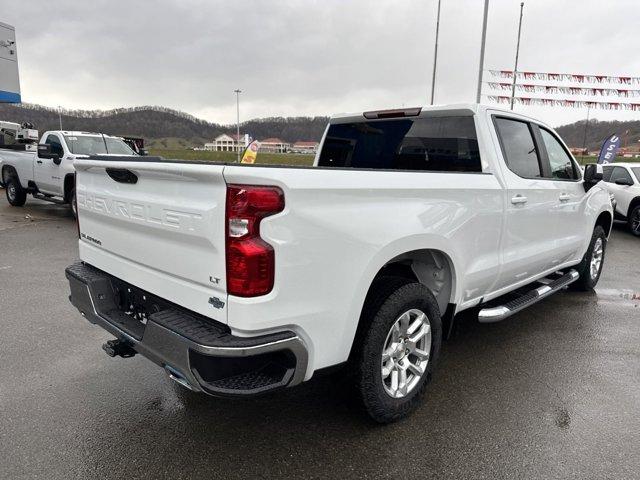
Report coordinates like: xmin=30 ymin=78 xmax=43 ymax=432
xmin=486 ymin=82 xmax=640 ymax=98
xmin=487 ymin=95 xmax=640 ymax=111
xmin=488 ymin=70 xmax=640 ymax=85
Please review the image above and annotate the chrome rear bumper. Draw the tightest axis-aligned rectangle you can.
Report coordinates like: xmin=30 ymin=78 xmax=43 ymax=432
xmin=65 ymin=262 xmax=308 ymax=396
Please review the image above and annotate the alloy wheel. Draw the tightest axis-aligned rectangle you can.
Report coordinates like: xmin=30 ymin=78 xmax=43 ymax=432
xmin=590 ymin=237 xmax=604 ymax=280
xmin=381 ymin=308 xmax=432 ymax=399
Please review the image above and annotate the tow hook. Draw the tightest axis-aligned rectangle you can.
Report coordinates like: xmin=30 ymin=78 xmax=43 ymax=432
xmin=102 ymin=339 xmax=137 ymax=358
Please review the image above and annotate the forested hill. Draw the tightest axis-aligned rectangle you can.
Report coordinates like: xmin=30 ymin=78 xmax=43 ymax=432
xmin=2 ymin=102 xmax=638 ymax=151
xmin=0 ymin=103 xmax=329 ymax=148
xmin=556 ymin=119 xmax=640 ymax=150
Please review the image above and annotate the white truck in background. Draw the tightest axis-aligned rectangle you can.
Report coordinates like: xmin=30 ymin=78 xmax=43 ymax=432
xmin=0 ymin=125 xmax=141 ymax=216
xmin=65 ymin=104 xmax=613 ymax=423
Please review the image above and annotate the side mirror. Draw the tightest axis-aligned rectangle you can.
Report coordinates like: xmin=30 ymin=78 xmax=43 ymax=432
xmin=37 ymin=144 xmax=61 ymax=163
xmin=583 ymin=163 xmax=603 ymax=183
xmin=614 ymin=178 xmax=633 ymax=186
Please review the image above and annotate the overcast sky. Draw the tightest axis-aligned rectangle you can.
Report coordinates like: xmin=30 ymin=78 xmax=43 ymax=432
xmin=5 ymin=0 xmax=640 ymax=127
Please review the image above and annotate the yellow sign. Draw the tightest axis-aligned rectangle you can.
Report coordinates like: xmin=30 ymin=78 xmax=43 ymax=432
xmin=240 ymin=140 xmax=260 ymax=164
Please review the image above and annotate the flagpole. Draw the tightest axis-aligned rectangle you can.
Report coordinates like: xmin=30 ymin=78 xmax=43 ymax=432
xmin=234 ymin=89 xmax=241 ymax=162
xmin=510 ymin=2 xmax=524 ymax=110
xmin=580 ymin=105 xmax=591 ymax=163
xmin=430 ymin=0 xmax=442 ymax=105
xmin=475 ymin=0 xmax=490 ymax=103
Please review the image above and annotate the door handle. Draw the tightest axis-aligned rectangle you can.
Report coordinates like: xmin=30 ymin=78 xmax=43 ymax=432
xmin=511 ymin=195 xmax=528 ymax=205
xmin=36 ymin=160 xmax=43 ymax=164
xmin=559 ymin=193 xmax=571 ymax=202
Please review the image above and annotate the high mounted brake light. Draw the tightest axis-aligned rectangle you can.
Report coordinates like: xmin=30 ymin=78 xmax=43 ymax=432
xmin=225 ymin=184 xmax=284 ymax=297
xmin=363 ymin=107 xmax=422 ymax=119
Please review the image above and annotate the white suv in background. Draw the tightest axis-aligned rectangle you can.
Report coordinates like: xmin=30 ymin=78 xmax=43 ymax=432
xmin=601 ymin=163 xmax=640 ymax=236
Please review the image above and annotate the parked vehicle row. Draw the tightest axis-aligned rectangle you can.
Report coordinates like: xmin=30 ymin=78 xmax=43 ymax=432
xmin=63 ymin=104 xmax=614 ymax=422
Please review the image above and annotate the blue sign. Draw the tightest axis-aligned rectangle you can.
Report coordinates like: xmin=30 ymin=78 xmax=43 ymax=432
xmin=598 ymin=133 xmax=621 ymax=164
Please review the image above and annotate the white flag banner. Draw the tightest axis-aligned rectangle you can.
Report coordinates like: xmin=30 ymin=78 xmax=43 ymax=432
xmin=488 ymin=70 xmax=640 ymax=85
xmin=486 ymin=82 xmax=640 ymax=97
xmin=486 ymin=95 xmax=640 ymax=111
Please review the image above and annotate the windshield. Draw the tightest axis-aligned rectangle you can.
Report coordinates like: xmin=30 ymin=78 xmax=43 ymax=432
xmin=63 ymin=135 xmax=136 ymax=156
xmin=632 ymin=167 xmax=640 ymax=184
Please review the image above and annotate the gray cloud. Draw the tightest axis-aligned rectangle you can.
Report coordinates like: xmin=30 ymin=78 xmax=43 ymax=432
xmin=5 ymin=0 xmax=640 ymax=126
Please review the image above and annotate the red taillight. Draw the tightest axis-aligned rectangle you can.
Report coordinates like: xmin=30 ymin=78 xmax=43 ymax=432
xmin=225 ymin=184 xmax=284 ymax=297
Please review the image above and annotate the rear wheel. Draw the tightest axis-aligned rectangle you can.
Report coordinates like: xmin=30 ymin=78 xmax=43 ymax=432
xmin=628 ymin=205 xmax=640 ymax=237
xmin=574 ymin=226 xmax=606 ymax=291
xmin=353 ymin=278 xmax=442 ymax=423
xmin=5 ymin=176 xmax=27 ymax=207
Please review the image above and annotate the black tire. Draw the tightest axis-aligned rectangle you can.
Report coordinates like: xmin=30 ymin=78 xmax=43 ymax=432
xmin=573 ymin=226 xmax=606 ymax=291
xmin=353 ymin=277 xmax=442 ymax=423
xmin=628 ymin=205 xmax=640 ymax=237
xmin=5 ymin=176 xmax=27 ymax=207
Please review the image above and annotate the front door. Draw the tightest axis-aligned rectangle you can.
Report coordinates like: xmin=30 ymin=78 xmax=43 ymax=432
xmin=35 ymin=133 xmax=64 ymax=194
xmin=536 ymin=126 xmax=585 ymax=264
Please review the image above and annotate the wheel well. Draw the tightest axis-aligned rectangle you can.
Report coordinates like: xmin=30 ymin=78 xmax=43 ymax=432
xmin=369 ymin=249 xmax=455 ymax=316
xmin=595 ymin=210 xmax=613 ymax=237
xmin=2 ymin=165 xmax=17 ymax=184
xmin=628 ymin=197 xmax=640 ymax=219
xmin=64 ymin=174 xmax=75 ymax=203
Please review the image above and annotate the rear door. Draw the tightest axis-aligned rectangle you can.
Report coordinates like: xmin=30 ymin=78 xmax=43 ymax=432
xmin=492 ymin=116 xmax=564 ymax=290
xmin=74 ymin=159 xmax=229 ymax=322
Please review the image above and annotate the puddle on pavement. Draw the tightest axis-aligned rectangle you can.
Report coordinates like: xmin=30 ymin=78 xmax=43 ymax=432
xmin=594 ymin=288 xmax=640 ymax=307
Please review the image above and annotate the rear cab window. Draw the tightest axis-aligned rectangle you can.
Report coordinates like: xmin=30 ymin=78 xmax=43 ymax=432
xmin=317 ymin=116 xmax=482 ymax=172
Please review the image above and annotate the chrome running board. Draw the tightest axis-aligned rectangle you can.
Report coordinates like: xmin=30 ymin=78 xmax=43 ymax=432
xmin=478 ymin=269 xmax=579 ymax=323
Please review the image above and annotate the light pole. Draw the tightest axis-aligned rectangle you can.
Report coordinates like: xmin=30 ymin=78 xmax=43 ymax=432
xmin=475 ymin=0 xmax=490 ymax=103
xmin=510 ymin=2 xmax=525 ymax=110
xmin=234 ymin=89 xmax=241 ymax=162
xmin=430 ymin=0 xmax=442 ymax=105
xmin=58 ymin=106 xmax=63 ymax=130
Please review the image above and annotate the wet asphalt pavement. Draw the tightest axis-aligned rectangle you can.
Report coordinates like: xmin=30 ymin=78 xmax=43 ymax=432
xmin=0 ymin=194 xmax=639 ymax=480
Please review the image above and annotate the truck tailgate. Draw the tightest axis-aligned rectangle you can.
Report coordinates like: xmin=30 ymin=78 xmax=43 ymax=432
xmin=74 ymin=159 xmax=228 ymax=322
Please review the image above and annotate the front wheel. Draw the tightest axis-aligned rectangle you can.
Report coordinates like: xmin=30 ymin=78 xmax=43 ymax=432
xmin=574 ymin=226 xmax=606 ymax=291
xmin=354 ymin=278 xmax=442 ymax=423
xmin=5 ymin=176 xmax=27 ymax=207
xmin=628 ymin=205 xmax=640 ymax=237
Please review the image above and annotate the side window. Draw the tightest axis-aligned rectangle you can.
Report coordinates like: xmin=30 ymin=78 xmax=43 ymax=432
xmin=602 ymin=166 xmax=614 ymax=182
xmin=610 ymin=167 xmax=633 ymax=185
xmin=539 ymin=128 xmax=578 ymax=180
xmin=494 ymin=117 xmax=542 ymax=178
xmin=45 ymin=134 xmax=64 ymax=157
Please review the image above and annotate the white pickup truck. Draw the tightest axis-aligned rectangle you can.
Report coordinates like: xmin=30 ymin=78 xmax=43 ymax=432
xmin=0 ymin=130 xmax=140 ymax=216
xmin=65 ymin=104 xmax=613 ymax=422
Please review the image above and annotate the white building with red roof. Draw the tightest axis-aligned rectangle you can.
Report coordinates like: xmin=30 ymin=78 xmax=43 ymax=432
xmin=291 ymin=141 xmax=320 ymax=154
xmin=260 ymin=137 xmax=290 ymax=153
